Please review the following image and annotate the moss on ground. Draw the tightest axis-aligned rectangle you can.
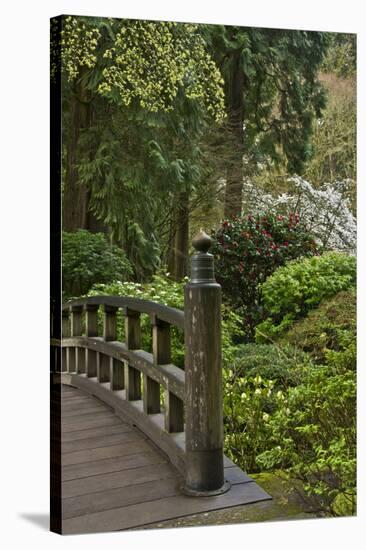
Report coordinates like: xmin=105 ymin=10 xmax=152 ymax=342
xmin=135 ymin=472 xmax=318 ymax=531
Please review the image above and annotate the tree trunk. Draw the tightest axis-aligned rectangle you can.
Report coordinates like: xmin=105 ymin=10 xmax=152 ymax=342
xmin=167 ymin=191 xmax=189 ymax=280
xmin=224 ymin=51 xmax=245 ymax=219
xmin=63 ymin=73 xmax=91 ymax=232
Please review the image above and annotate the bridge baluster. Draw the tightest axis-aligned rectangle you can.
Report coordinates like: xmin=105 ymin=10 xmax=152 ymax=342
xmin=164 ymin=392 xmax=184 ymax=433
xmin=183 ymin=230 xmax=228 ymax=495
xmin=141 ymin=313 xmax=167 ymax=415
xmin=69 ymin=305 xmax=83 ymax=374
xmin=124 ymin=309 xmax=142 ymax=400
xmin=98 ymin=305 xmax=117 ymax=383
xmin=62 ymin=310 xmax=70 ymax=372
xmin=85 ymin=304 xmax=98 ymax=377
xmin=104 ymin=305 xmax=123 ymax=391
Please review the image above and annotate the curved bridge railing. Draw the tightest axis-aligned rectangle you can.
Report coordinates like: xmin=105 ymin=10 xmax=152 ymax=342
xmin=53 ymin=231 xmax=228 ymax=496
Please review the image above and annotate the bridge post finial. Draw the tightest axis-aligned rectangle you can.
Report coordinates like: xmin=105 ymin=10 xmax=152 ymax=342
xmin=183 ymin=230 xmax=230 ymax=496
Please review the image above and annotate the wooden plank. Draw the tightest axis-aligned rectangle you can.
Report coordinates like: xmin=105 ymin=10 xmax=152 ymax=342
xmin=61 ymin=387 xmax=80 ymax=395
xmin=59 ymin=396 xmax=88 ymax=404
xmin=61 ymin=416 xmax=122 ymax=433
xmin=59 ymin=393 xmax=91 ymax=402
xmin=63 ymin=374 xmax=187 ymax=476
xmin=62 ymin=440 xmax=153 ymax=466
xmin=62 ymin=462 xmax=177 ymax=498
xmin=61 ymin=405 xmax=109 ymax=418
xmin=62 ymin=430 xmax=144 ymax=454
xmin=61 ymin=423 xmax=133 ymax=443
xmin=62 ymin=451 xmax=167 ymax=481
xmin=62 ymin=398 xmax=107 ymax=411
xmin=62 ymin=477 xmax=181 ymax=519
xmin=62 ymin=481 xmax=271 ymax=534
xmin=61 ymin=385 xmax=78 ymax=393
xmin=61 ymin=411 xmax=116 ymax=428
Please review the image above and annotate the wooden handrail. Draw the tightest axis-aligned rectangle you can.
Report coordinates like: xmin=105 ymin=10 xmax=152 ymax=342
xmin=55 ymin=230 xmax=228 ymax=496
xmin=62 ymin=296 xmax=184 ymax=330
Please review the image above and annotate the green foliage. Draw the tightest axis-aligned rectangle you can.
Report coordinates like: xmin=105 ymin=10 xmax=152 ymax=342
xmin=256 ymin=252 xmax=356 ymax=341
xmin=77 ymin=98 xmax=206 ymax=279
xmin=281 ymin=289 xmax=356 ymax=364
xmin=211 ymin=212 xmax=318 ymax=339
xmin=321 ymin=33 xmax=356 ymax=79
xmin=207 ymin=26 xmax=329 ymax=173
xmin=256 ymin=364 xmax=356 ymax=516
xmin=99 ymin=20 xmax=225 ymax=120
xmin=223 ymin=371 xmax=277 ymax=472
xmin=62 ymin=230 xmax=132 ymax=298
xmin=231 ymin=343 xmax=310 ymax=387
xmin=60 ymin=16 xmax=225 ymax=119
xmin=60 ymin=16 xmax=226 ymax=280
xmin=304 ymin=74 xmax=356 ymax=191
xmin=223 ymin=343 xmax=311 ymax=472
xmin=224 ymin=282 xmax=356 ymax=516
xmin=60 ymin=16 xmax=101 ymax=80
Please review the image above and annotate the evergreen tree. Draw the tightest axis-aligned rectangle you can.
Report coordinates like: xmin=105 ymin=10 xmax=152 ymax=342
xmin=204 ymin=26 xmax=330 ymax=218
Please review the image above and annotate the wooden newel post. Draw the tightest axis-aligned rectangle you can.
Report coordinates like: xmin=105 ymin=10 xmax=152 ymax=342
xmin=184 ymin=230 xmax=230 ymax=496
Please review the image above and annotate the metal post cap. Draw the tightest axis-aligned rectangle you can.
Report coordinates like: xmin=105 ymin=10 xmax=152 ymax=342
xmin=190 ymin=229 xmax=215 ymax=283
xmin=192 ymin=229 xmax=212 ymax=253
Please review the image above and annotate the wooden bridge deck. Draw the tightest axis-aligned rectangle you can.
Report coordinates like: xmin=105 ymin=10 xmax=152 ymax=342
xmin=59 ymin=384 xmax=270 ymax=534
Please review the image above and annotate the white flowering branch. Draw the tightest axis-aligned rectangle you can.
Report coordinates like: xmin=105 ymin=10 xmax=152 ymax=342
xmin=242 ymin=176 xmax=356 ymax=254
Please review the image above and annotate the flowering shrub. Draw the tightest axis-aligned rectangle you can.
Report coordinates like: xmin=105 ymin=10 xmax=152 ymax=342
xmin=211 ymin=213 xmax=318 ymax=339
xmin=256 ymin=252 xmax=356 ymax=342
xmin=243 ymin=176 xmax=356 ymax=254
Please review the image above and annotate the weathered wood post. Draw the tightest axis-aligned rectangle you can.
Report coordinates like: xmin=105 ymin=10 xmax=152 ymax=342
xmin=184 ymin=230 xmax=230 ymax=495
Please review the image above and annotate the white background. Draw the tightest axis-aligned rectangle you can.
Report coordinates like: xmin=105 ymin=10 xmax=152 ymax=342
xmin=0 ymin=1 xmax=364 ymax=548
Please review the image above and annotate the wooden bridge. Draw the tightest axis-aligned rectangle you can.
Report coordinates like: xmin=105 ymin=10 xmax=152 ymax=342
xmin=51 ymin=232 xmax=271 ymax=534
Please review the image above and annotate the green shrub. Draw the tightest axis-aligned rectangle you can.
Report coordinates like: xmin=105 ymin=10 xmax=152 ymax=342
xmin=256 ymin=252 xmax=356 ymax=342
xmin=231 ymin=343 xmax=311 ymax=387
xmin=280 ymin=289 xmax=356 ymax=364
xmin=223 ymin=343 xmax=312 ymax=472
xmin=211 ymin=212 xmax=318 ymax=340
xmin=256 ymin=364 xmax=356 ymax=516
xmin=62 ymin=230 xmax=132 ymax=298
xmin=223 ymin=371 xmax=277 ymax=472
